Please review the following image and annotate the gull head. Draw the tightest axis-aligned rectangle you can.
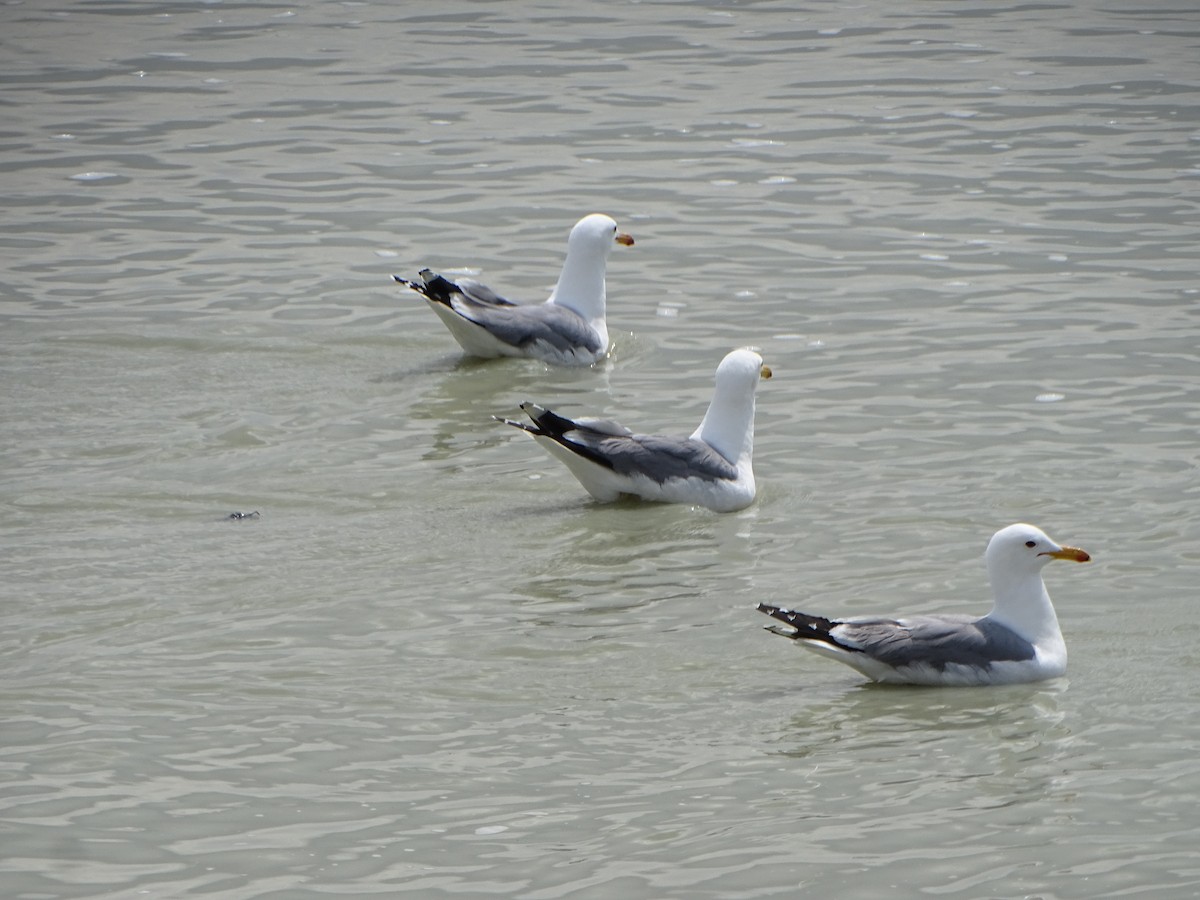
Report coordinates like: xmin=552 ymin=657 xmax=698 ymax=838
xmin=569 ymin=213 xmax=634 ymax=257
xmin=716 ymin=348 xmax=772 ymax=386
xmin=986 ymin=523 xmax=1091 ymax=576
xmin=691 ymin=348 xmax=772 ymax=466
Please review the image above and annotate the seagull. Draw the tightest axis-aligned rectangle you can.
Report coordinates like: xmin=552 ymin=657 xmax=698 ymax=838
xmin=393 ymin=213 xmax=634 ymax=366
xmin=496 ymin=348 xmax=772 ymax=512
xmin=756 ymin=523 xmax=1091 ymax=686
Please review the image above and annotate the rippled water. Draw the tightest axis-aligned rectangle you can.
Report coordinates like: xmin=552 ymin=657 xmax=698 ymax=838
xmin=4 ymin=1 xmax=1200 ymax=897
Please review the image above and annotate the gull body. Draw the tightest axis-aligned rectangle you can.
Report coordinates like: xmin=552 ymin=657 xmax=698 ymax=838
xmin=498 ymin=349 xmax=771 ymax=512
xmin=757 ymin=524 xmax=1090 ymax=686
xmin=393 ymin=214 xmax=633 ymax=366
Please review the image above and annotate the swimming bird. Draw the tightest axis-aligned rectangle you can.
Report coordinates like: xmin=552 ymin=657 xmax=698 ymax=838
xmin=393 ymin=213 xmax=634 ymax=366
xmin=496 ymin=348 xmax=771 ymax=512
xmin=756 ymin=523 xmax=1091 ymax=686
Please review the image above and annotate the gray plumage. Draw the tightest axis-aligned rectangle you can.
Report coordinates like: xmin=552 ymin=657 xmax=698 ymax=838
xmin=757 ymin=606 xmax=1036 ymax=672
xmin=607 ymin=434 xmax=739 ymax=483
xmin=393 ymin=270 xmax=605 ymax=356
xmin=464 ymin=293 xmax=603 ymax=356
xmin=503 ymin=403 xmax=738 ymax=484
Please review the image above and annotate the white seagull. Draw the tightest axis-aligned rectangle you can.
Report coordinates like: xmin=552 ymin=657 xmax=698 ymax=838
xmin=393 ymin=213 xmax=634 ymax=366
xmin=497 ymin=348 xmax=772 ymax=512
xmin=757 ymin=523 xmax=1091 ymax=686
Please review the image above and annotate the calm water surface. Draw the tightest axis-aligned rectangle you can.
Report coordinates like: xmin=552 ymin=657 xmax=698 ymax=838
xmin=3 ymin=1 xmax=1199 ymax=897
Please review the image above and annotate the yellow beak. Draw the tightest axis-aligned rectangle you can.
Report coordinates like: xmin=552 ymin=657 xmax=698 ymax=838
xmin=1043 ymin=546 xmax=1091 ymax=563
xmin=760 ymin=364 xmax=773 ymax=380
xmin=615 ymin=232 xmax=635 ymax=246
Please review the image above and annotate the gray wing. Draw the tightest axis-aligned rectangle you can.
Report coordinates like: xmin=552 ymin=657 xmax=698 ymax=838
xmin=396 ymin=270 xmax=519 ymax=308
xmin=583 ymin=432 xmax=739 ymax=483
xmin=837 ymin=615 xmax=1036 ymax=670
xmin=505 ymin=405 xmax=738 ymax=483
xmin=455 ymin=278 xmax=517 ymax=307
xmin=468 ymin=302 xmax=603 ymax=354
xmin=397 ymin=271 xmax=601 ymax=353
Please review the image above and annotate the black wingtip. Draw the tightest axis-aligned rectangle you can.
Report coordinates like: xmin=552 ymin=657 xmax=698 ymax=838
xmin=507 ymin=403 xmax=617 ymax=472
xmin=392 ymin=269 xmax=461 ymax=307
xmin=756 ymin=603 xmax=794 ymax=632
xmin=518 ymin=403 xmax=582 ymax=439
xmin=414 ymin=270 xmax=460 ymax=306
xmin=756 ymin=604 xmax=844 ymax=649
xmin=495 ymin=414 xmax=536 ymax=434
xmin=392 ymin=273 xmax=426 ymax=297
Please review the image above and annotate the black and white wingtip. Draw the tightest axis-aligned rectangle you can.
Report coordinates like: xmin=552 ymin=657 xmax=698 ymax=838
xmin=755 ymin=603 xmax=839 ymax=642
xmin=393 ymin=269 xmax=458 ymax=306
xmin=494 ymin=412 xmax=535 ymax=434
xmin=517 ymin=402 xmax=580 ymax=439
xmin=495 ymin=404 xmax=581 ymax=441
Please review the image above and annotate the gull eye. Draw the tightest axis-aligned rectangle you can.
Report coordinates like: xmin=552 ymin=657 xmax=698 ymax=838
xmin=1025 ymin=540 xmax=1037 ymax=548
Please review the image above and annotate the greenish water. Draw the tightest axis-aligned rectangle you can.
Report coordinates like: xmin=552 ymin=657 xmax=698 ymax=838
xmin=3 ymin=1 xmax=1199 ymax=897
